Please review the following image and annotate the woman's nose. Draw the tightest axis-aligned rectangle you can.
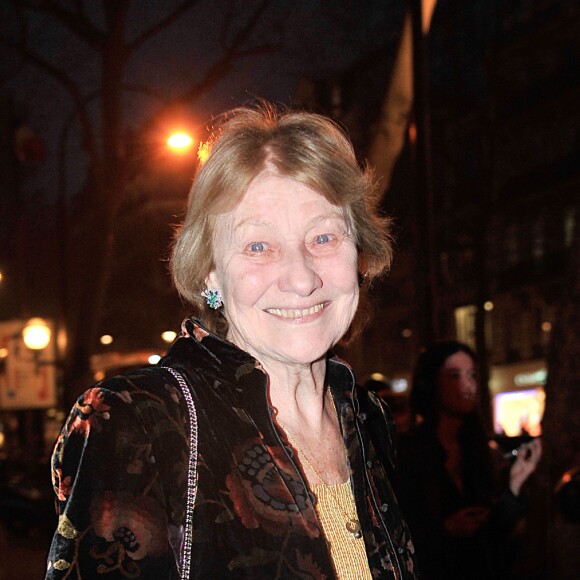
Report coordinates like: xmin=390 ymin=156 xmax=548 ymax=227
xmin=464 ymin=375 xmax=477 ymax=394
xmin=277 ymin=246 xmax=322 ymax=295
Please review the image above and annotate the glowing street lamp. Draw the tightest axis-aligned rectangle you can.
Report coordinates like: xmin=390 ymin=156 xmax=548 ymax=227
xmin=166 ymin=131 xmax=194 ymax=154
xmin=161 ymin=330 xmax=177 ymax=343
xmin=22 ymin=317 xmax=52 ymax=350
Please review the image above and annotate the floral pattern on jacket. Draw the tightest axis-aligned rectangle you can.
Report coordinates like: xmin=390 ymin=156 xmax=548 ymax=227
xmin=46 ymin=317 xmax=417 ymax=578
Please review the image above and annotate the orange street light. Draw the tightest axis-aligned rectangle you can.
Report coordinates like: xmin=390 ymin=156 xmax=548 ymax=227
xmin=166 ymin=131 xmax=194 ymax=154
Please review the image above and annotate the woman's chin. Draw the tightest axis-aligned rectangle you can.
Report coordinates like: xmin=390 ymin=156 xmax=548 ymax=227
xmin=260 ymin=341 xmax=331 ymax=368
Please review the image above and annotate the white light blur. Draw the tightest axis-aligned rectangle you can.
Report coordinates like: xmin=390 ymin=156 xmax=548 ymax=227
xmin=22 ymin=318 xmax=51 ymax=350
xmin=161 ymin=330 xmax=177 ymax=343
xmin=391 ymin=378 xmax=409 ymax=393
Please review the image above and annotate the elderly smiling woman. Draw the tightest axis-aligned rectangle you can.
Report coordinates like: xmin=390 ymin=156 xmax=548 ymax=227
xmin=46 ymin=104 xmax=418 ymax=579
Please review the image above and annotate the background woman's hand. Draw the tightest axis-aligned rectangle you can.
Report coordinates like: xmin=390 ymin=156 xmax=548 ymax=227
xmin=509 ymin=438 xmax=542 ymax=496
xmin=443 ymin=506 xmax=490 ymax=537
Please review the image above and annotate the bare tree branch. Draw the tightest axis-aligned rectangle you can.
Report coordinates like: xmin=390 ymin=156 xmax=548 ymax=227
xmin=128 ymin=0 xmax=204 ymax=52
xmin=6 ymin=39 xmax=98 ymax=164
xmin=18 ymin=0 xmax=105 ymax=50
xmin=146 ymin=0 xmax=278 ymax=122
xmin=122 ymin=82 xmax=165 ymax=102
xmin=0 ymin=2 xmax=99 ymax=160
xmin=219 ymin=0 xmax=272 ymax=53
xmin=184 ymin=0 xmax=277 ymax=100
xmin=102 ymin=0 xmax=128 ymax=32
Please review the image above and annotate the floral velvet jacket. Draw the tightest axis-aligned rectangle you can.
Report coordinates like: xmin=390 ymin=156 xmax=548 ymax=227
xmin=46 ymin=318 xmax=417 ymax=579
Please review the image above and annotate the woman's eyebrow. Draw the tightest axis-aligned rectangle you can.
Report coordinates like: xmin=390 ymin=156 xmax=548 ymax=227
xmin=232 ymin=219 xmax=272 ymax=233
xmin=229 ymin=209 xmax=350 ymax=246
xmin=306 ymin=211 xmax=348 ymax=227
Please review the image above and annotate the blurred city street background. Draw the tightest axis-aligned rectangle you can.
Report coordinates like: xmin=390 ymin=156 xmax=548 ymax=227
xmin=1 ymin=0 xmax=579 ymax=577
xmin=0 ymin=522 xmax=49 ymax=580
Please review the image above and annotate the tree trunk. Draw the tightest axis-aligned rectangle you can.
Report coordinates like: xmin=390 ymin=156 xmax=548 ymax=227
xmin=520 ymin=203 xmax=580 ymax=579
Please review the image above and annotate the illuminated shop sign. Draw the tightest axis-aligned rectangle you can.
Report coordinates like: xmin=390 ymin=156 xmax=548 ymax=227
xmin=514 ymin=368 xmax=547 ymax=387
xmin=494 ymin=388 xmax=545 ymax=437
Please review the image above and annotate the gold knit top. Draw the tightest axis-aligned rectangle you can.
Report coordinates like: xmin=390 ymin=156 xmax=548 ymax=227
xmin=311 ymin=481 xmax=372 ymax=579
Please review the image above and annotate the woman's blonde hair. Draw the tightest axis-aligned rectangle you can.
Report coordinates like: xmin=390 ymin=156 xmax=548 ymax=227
xmin=171 ymin=102 xmax=393 ymax=338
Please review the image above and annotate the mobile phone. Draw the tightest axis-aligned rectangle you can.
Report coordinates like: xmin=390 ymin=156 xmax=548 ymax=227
xmin=501 ymin=439 xmax=537 ymax=459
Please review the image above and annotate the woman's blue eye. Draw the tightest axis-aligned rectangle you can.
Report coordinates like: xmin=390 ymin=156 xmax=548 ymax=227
xmin=249 ymin=242 xmax=266 ymax=252
xmin=315 ymin=234 xmax=331 ymax=244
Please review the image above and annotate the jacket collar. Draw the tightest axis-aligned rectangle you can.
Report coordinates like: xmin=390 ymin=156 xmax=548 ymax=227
xmin=161 ymin=317 xmax=356 ymax=405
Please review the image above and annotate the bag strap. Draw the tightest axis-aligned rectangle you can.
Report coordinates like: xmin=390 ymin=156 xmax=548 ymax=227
xmin=162 ymin=366 xmax=198 ymax=580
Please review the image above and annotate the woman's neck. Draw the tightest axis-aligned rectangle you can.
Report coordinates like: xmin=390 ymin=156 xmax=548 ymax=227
xmin=267 ymin=359 xmax=348 ymax=485
xmin=267 ymin=358 xmax=331 ymax=434
xmin=436 ymin=413 xmax=464 ymax=447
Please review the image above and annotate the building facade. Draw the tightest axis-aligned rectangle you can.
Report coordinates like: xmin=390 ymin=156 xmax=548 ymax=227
xmin=295 ymin=0 xmax=579 ymax=439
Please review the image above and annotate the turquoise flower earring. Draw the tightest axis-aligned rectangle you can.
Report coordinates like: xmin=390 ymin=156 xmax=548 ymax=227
xmin=201 ymin=288 xmax=223 ymax=309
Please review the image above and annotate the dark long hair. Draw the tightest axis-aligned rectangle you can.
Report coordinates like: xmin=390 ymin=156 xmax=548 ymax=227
xmin=410 ymin=341 xmax=477 ymax=426
xmin=410 ymin=341 xmax=495 ymax=496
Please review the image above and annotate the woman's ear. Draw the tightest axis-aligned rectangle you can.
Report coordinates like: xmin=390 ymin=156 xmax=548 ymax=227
xmin=205 ymin=270 xmax=220 ymax=290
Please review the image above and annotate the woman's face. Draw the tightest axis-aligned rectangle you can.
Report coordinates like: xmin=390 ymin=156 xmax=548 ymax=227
xmin=437 ymin=351 xmax=478 ymax=416
xmin=207 ymin=168 xmax=360 ymax=369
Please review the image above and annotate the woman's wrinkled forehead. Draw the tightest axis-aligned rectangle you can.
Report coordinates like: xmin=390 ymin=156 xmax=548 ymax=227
xmin=217 ymin=167 xmax=356 ymax=238
xmin=214 ymin=169 xmax=353 ymax=237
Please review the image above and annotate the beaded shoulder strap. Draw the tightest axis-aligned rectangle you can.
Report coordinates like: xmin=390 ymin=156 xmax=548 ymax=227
xmin=162 ymin=367 xmax=198 ymax=579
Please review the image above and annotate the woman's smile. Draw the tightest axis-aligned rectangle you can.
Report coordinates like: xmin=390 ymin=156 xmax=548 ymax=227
xmin=264 ymin=302 xmax=326 ymax=321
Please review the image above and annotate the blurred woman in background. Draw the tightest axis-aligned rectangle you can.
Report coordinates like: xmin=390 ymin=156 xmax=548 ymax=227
xmin=396 ymin=341 xmax=541 ymax=579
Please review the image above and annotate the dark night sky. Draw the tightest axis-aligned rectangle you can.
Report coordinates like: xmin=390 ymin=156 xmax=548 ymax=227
xmin=0 ymin=0 xmax=500 ymax=209
xmin=1 ymin=0 xmax=407 ymax=205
